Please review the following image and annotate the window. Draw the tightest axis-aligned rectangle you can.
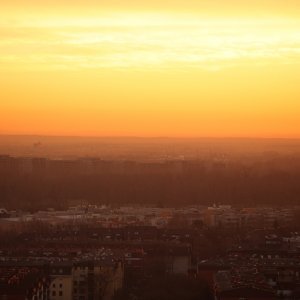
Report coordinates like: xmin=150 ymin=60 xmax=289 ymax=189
xmin=59 ymin=283 xmax=63 ymax=288
xmin=59 ymin=291 xmax=63 ymax=297
xmin=52 ymin=291 xmax=56 ymax=296
xmin=52 ymin=283 xmax=56 ymax=288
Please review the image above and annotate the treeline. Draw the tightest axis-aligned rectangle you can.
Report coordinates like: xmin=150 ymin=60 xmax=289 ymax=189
xmin=1 ymin=156 xmax=300 ymax=211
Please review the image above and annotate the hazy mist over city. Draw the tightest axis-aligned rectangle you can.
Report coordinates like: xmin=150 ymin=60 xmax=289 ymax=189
xmin=1 ymin=135 xmax=300 ymax=299
xmin=1 ymin=135 xmax=300 ymax=211
xmin=1 ymin=135 xmax=300 ymax=159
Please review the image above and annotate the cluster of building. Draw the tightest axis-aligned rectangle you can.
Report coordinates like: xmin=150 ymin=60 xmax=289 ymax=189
xmin=198 ymin=250 xmax=300 ymax=299
xmin=203 ymin=205 xmax=295 ymax=229
xmin=1 ymin=203 xmax=300 ymax=299
xmin=3 ymin=230 xmax=300 ymax=299
xmin=0 ymin=240 xmax=194 ymax=300
xmin=0 ymin=155 xmax=208 ymax=176
xmin=0 ymin=259 xmax=123 ymax=300
xmin=0 ymin=204 xmax=296 ymax=230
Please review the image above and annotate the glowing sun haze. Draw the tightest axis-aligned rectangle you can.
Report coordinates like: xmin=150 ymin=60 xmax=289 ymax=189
xmin=1 ymin=0 xmax=300 ymax=137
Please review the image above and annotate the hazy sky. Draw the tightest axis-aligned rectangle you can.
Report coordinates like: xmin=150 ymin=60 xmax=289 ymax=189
xmin=1 ymin=1 xmax=300 ymax=137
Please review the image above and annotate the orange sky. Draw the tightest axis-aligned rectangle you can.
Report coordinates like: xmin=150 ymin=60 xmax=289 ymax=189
xmin=1 ymin=1 xmax=300 ymax=137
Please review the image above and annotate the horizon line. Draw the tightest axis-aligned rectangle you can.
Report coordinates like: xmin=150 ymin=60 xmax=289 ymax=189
xmin=0 ymin=133 xmax=300 ymax=140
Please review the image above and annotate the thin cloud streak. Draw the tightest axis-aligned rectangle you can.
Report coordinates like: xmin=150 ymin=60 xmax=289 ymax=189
xmin=1 ymin=15 xmax=300 ymax=71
